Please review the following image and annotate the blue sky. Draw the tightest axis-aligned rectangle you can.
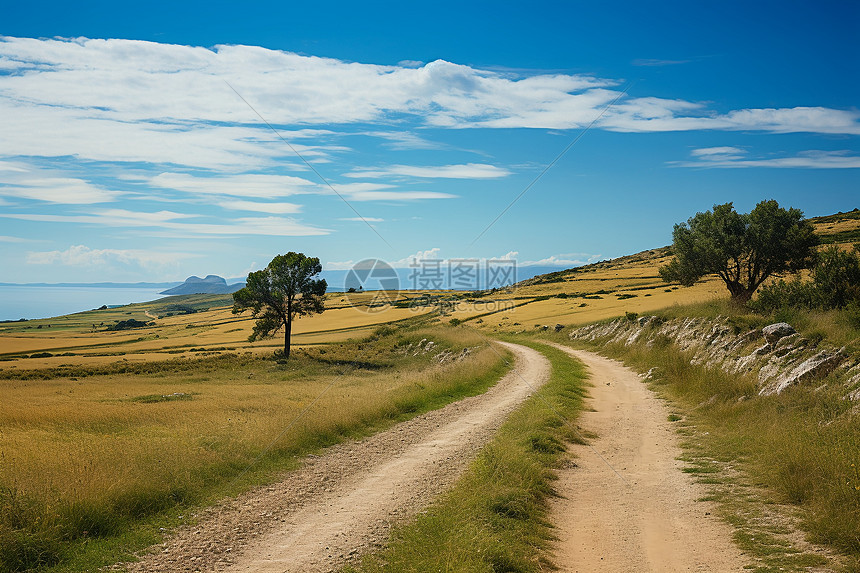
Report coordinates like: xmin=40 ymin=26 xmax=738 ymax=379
xmin=1 ymin=0 xmax=858 ymax=283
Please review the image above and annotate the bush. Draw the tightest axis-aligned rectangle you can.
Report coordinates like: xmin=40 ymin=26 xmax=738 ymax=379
xmin=812 ymin=246 xmax=860 ymax=309
xmin=753 ymin=245 xmax=860 ymax=312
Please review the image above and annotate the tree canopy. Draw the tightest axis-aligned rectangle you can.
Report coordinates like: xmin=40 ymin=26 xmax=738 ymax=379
xmin=232 ymin=252 xmax=327 ymax=358
xmin=659 ymin=200 xmax=817 ymax=303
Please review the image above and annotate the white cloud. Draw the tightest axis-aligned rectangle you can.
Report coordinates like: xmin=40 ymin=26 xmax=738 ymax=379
xmin=359 ymin=131 xmax=443 ymax=150
xmin=0 ymin=161 xmax=29 ymax=172
xmin=720 ymin=107 xmax=860 ymax=134
xmin=1 ymin=209 xmax=330 ymax=237
xmin=603 ymin=104 xmax=860 ymax=135
xmin=0 ymin=35 xmax=852 ymax=176
xmin=522 ymin=253 xmax=601 ymax=266
xmin=217 ymin=200 xmax=302 ymax=214
xmin=0 ymin=235 xmax=30 ymax=243
xmin=326 ymin=181 xmax=454 ymax=201
xmin=492 ymin=251 xmax=520 ymax=261
xmin=340 ymin=217 xmax=384 ymax=222
xmin=389 ymin=248 xmax=443 ymax=267
xmin=675 ymin=149 xmax=860 ymax=169
xmin=150 ymin=172 xmax=321 ymax=198
xmin=690 ymin=146 xmax=746 ymax=157
xmin=0 ymin=177 xmax=121 ymax=204
xmin=26 ymin=244 xmax=197 ymax=271
xmin=324 ymin=259 xmax=358 ymax=271
xmin=345 ymin=163 xmax=511 ymax=179
xmin=346 ymin=190 xmax=456 ymax=201
xmin=632 ymin=58 xmax=690 ymax=67
xmin=332 ymin=182 xmax=395 ymax=193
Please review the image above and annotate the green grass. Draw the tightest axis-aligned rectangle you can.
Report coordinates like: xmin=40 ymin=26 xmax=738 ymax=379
xmin=0 ymin=324 xmax=512 ymax=573
xmin=346 ymin=338 xmax=588 ymax=573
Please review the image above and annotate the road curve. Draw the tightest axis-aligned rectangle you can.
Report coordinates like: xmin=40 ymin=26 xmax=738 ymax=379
xmin=127 ymin=341 xmax=549 ymax=573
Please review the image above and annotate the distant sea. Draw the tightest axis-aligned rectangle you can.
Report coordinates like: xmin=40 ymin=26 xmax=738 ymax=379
xmin=0 ymin=285 xmax=170 ymax=321
xmin=0 ymin=265 xmax=573 ymax=322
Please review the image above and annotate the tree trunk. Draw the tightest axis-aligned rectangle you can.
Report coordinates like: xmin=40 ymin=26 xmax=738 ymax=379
xmin=284 ymin=316 xmax=292 ymax=358
xmin=725 ymin=280 xmax=755 ymax=305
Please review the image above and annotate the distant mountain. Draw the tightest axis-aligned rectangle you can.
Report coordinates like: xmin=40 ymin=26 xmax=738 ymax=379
xmin=160 ymin=275 xmax=245 ymax=295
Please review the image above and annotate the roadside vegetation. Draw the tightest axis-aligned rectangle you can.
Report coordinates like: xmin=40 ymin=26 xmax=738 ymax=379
xmin=0 ymin=322 xmax=510 ymax=573
xmin=346 ymin=339 xmax=588 ymax=573
xmin=568 ymin=328 xmax=856 ymax=571
xmin=545 ymin=282 xmax=860 ymax=571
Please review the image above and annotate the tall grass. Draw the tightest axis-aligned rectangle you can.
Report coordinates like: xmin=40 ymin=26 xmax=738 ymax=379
xmin=0 ymin=326 xmax=509 ymax=573
xmin=347 ymin=340 xmax=588 ymax=573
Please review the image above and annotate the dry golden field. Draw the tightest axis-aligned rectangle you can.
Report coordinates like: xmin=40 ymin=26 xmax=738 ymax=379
xmin=2 ymin=208 xmax=855 ymax=369
xmin=0 ymin=209 xmax=856 ymax=572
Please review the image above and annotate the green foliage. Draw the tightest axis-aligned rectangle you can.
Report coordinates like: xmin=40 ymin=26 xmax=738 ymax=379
xmin=811 ymin=245 xmax=860 ymax=308
xmin=106 ymin=319 xmax=150 ymax=331
xmin=754 ymin=245 xmax=860 ymax=312
xmin=232 ymin=252 xmax=327 ymax=358
xmin=660 ymin=200 xmax=817 ymax=302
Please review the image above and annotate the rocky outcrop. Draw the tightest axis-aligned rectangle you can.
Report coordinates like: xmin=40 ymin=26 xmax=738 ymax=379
xmin=571 ymin=316 xmax=858 ymax=398
xmin=160 ymin=275 xmax=245 ymax=295
xmin=762 ymin=322 xmax=796 ymax=344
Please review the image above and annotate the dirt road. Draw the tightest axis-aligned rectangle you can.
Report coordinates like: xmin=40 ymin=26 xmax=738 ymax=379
xmin=548 ymin=345 xmax=747 ymax=572
xmin=126 ymin=341 xmax=549 ymax=573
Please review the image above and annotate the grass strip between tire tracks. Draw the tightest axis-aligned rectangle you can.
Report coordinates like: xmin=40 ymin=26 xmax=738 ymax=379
xmin=345 ymin=338 xmax=588 ymax=573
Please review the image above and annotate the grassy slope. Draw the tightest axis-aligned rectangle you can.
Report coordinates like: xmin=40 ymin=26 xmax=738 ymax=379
xmin=0 ymin=324 xmax=511 ymax=573
xmin=346 ymin=339 xmax=588 ymax=573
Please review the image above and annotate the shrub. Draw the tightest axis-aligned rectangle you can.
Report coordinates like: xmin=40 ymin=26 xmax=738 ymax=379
xmin=753 ymin=245 xmax=860 ymax=312
xmin=812 ymin=246 xmax=860 ymax=309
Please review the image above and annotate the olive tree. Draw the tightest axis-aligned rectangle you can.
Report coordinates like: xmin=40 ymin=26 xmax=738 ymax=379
xmin=232 ymin=252 xmax=327 ymax=358
xmin=659 ymin=200 xmax=817 ymax=303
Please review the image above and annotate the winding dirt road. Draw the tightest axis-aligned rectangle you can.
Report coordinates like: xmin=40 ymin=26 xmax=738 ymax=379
xmin=548 ymin=345 xmax=747 ymax=572
xmin=127 ymin=341 xmax=549 ymax=573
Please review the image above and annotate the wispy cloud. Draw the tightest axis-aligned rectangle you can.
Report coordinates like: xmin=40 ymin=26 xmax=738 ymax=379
xmin=340 ymin=216 xmax=384 ymax=222
xmin=690 ymin=146 xmax=746 ymax=158
xmin=359 ymin=131 xmax=444 ymax=150
xmin=675 ymin=148 xmax=860 ymax=169
xmin=522 ymin=253 xmax=602 ymax=266
xmin=346 ymin=190 xmax=456 ymax=201
xmin=345 ymin=163 xmax=511 ymax=179
xmin=1 ymin=208 xmax=330 ymax=236
xmin=26 ymin=244 xmax=197 ymax=270
xmin=149 ymin=172 xmax=321 ymax=198
xmin=0 ymin=177 xmax=122 ymax=204
xmin=217 ymin=200 xmax=302 ymax=214
xmin=631 ymin=58 xmax=690 ymax=67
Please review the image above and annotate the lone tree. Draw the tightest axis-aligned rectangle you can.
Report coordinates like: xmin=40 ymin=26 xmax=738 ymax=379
xmin=659 ymin=200 xmax=817 ymax=303
xmin=232 ymin=252 xmax=327 ymax=358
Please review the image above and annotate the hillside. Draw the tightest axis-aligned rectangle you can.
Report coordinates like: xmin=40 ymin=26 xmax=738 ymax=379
xmin=159 ymin=275 xmax=245 ymax=295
